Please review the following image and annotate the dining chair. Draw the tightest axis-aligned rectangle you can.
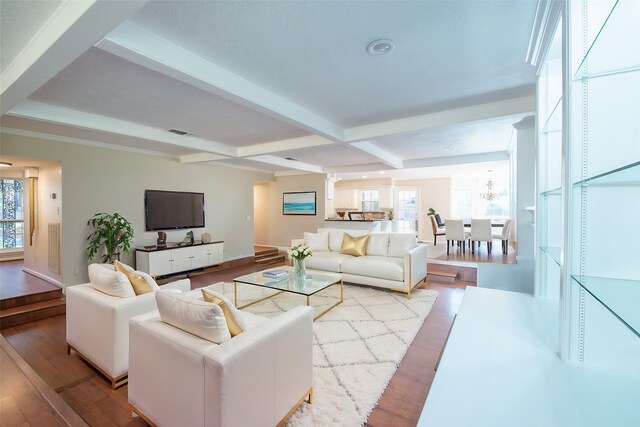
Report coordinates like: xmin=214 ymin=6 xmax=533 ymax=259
xmin=492 ymin=219 xmax=513 ymax=254
xmin=445 ymin=219 xmax=469 ymax=255
xmin=470 ymin=219 xmax=492 ymax=255
xmin=430 ymin=215 xmax=446 ymax=246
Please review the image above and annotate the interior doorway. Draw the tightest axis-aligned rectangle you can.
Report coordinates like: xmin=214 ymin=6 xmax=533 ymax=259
xmin=395 ymin=187 xmax=419 ymax=236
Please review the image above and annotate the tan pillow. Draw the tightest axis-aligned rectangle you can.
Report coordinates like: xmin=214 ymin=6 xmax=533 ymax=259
xmin=340 ymin=233 xmax=370 ymax=257
xmin=201 ymin=288 xmax=245 ymax=337
xmin=114 ymin=261 xmax=154 ymax=295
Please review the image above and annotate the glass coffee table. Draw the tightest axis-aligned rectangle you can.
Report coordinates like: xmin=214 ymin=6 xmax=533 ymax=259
xmin=233 ymin=267 xmax=343 ymax=321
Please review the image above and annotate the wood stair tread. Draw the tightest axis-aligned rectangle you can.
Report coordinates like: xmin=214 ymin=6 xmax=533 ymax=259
xmin=1 ymin=298 xmax=66 ymax=317
xmin=428 ymin=270 xmax=458 ymax=278
xmin=1 ymin=288 xmax=63 ymax=310
xmin=1 ymin=297 xmax=66 ymax=328
xmin=256 ymin=254 xmax=286 ymax=264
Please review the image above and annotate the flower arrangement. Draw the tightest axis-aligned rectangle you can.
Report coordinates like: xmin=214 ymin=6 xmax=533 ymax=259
xmin=288 ymin=243 xmax=312 ymax=277
xmin=287 ymin=243 xmax=313 ymax=260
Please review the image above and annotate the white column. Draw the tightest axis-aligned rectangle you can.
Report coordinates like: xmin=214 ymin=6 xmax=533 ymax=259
xmin=513 ymin=116 xmax=536 ymax=261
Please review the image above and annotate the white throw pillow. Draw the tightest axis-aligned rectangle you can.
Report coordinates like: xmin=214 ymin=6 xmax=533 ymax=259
xmin=388 ymin=233 xmax=417 ymax=258
xmin=304 ymin=231 xmax=329 ymax=252
xmin=367 ymin=233 xmax=390 ymax=256
xmin=88 ymin=263 xmax=136 ymax=298
xmin=156 ymin=289 xmax=231 ymax=343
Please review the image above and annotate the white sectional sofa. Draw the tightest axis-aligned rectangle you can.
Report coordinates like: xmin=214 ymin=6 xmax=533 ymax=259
xmin=128 ymin=287 xmax=313 ymax=427
xmin=294 ymin=228 xmax=427 ymax=297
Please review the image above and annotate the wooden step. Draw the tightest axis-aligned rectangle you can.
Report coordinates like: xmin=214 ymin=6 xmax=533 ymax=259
xmin=0 ymin=288 xmax=63 ymax=310
xmin=0 ymin=298 xmax=66 ymax=329
xmin=427 ymin=270 xmax=458 ymax=283
xmin=255 ymin=254 xmax=286 ymax=265
xmin=254 ymin=247 xmax=279 ymax=259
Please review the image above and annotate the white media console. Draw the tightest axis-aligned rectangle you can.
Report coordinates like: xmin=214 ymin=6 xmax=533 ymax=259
xmin=135 ymin=241 xmax=223 ymax=277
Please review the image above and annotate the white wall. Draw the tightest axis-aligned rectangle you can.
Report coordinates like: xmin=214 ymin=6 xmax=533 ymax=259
xmin=1 ymin=133 xmax=272 ymax=285
xmin=253 ymin=174 xmax=326 ymax=247
xmin=23 ymin=163 xmax=63 ymax=284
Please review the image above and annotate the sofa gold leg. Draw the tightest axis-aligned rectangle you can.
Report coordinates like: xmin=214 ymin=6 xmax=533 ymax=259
xmin=277 ymin=387 xmax=313 ymax=427
xmin=130 ymin=403 xmax=156 ymax=427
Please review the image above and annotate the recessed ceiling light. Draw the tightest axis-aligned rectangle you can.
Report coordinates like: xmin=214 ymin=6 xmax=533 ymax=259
xmin=367 ymin=39 xmax=395 ymax=55
xmin=336 ymin=178 xmax=342 ymax=180
xmin=443 ymin=147 xmax=456 ymax=151
xmin=378 ymin=171 xmax=385 ymax=174
xmin=0 ymin=161 xmax=12 ymax=168
xmin=362 ymin=175 xmax=368 ymax=178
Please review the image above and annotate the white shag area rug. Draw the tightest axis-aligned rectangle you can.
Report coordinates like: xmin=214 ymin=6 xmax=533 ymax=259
xmin=205 ymin=281 xmax=439 ymax=427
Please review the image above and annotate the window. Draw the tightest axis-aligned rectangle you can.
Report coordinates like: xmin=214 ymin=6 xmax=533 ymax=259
xmin=1 ymin=179 xmax=24 ymax=249
xmin=451 ymin=174 xmax=510 ymax=219
xmin=396 ymin=188 xmax=418 ymax=234
xmin=361 ymin=190 xmax=379 ymax=211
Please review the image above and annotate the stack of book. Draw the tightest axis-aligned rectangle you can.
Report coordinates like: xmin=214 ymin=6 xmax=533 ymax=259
xmin=262 ymin=269 xmax=289 ymax=279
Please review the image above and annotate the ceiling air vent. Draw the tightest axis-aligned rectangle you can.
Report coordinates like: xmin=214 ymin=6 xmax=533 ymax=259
xmin=285 ymin=157 xmax=297 ymax=161
xmin=168 ymin=128 xmax=191 ymax=136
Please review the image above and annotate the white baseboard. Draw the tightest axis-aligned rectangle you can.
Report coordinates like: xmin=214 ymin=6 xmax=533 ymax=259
xmin=23 ymin=267 xmax=63 ymax=288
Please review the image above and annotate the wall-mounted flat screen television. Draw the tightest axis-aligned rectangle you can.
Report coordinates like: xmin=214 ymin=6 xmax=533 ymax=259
xmin=145 ymin=190 xmax=205 ymax=231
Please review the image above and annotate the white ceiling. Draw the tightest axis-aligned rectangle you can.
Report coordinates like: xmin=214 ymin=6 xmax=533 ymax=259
xmin=0 ymin=0 xmax=538 ymax=177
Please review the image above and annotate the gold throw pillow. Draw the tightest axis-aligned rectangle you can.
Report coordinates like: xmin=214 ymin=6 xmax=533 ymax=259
xmin=340 ymin=233 xmax=369 ymax=257
xmin=114 ymin=261 xmax=153 ymax=295
xmin=201 ymin=289 xmax=244 ymax=337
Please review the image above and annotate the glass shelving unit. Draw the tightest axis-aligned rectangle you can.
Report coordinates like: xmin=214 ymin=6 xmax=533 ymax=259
xmin=566 ymin=0 xmax=640 ymax=371
xmin=536 ymin=19 xmax=563 ymax=301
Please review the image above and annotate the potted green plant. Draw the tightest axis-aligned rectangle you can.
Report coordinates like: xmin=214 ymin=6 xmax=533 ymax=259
xmin=387 ymin=209 xmax=394 ymax=220
xmin=427 ymin=208 xmax=436 ymax=216
xmin=86 ymin=213 xmax=134 ymax=262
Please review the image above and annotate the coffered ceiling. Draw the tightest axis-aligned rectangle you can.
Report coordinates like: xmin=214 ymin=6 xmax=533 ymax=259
xmin=0 ymin=0 xmax=537 ymax=176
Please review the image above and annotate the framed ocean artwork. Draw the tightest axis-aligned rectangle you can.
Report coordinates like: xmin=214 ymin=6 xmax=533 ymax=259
xmin=283 ymin=191 xmax=316 ymax=215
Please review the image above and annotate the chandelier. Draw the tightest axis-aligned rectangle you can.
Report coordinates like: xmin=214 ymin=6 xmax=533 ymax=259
xmin=480 ymin=170 xmax=498 ymax=201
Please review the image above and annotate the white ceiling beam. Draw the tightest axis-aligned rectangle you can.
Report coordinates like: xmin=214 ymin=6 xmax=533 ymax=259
xmin=324 ymin=163 xmax=390 ymax=174
xmin=246 ymin=155 xmax=324 ymax=174
xmin=404 ymin=151 xmax=510 ymax=169
xmin=344 ymin=96 xmax=536 ymax=142
xmin=349 ymin=141 xmax=404 ymax=169
xmin=8 ymin=100 xmax=237 ymax=156
xmin=0 ymin=0 xmax=148 ymax=115
xmin=237 ymin=135 xmax=334 ymax=158
xmin=95 ymin=21 xmax=344 ymax=142
xmin=180 ymin=153 xmax=229 ymax=164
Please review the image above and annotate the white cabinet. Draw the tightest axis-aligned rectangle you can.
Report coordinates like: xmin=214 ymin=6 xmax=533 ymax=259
xmin=334 ymin=189 xmax=357 ymax=209
xmin=136 ymin=241 xmax=223 ymax=277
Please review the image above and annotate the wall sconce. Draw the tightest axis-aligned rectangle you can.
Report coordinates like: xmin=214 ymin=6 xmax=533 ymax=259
xmin=24 ymin=167 xmax=39 ymax=246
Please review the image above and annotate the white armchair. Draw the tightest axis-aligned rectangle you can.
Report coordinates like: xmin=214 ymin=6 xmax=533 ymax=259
xmin=128 ymin=303 xmax=314 ymax=427
xmin=66 ymin=278 xmax=191 ymax=389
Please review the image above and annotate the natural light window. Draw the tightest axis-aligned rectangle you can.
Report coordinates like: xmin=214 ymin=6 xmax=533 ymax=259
xmin=450 ymin=174 xmax=510 ymax=219
xmin=1 ymin=179 xmax=25 ymax=249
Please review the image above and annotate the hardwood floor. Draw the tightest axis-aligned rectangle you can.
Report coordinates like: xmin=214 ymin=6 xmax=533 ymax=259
xmin=0 ymin=260 xmax=60 ymax=300
xmin=1 ymin=261 xmax=468 ymax=426
xmin=428 ymin=241 xmax=518 ymax=265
